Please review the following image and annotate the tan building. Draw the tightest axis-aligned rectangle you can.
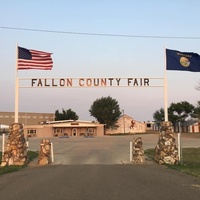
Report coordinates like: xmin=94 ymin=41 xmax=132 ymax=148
xmin=24 ymin=120 xmax=105 ymax=138
xmin=0 ymin=111 xmax=54 ymax=126
xmin=1 ymin=112 xmax=147 ymax=137
xmin=106 ymin=114 xmax=146 ymax=134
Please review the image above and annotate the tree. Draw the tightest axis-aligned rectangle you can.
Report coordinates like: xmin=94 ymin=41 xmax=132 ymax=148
xmin=168 ymin=101 xmax=195 ymax=124
xmin=55 ymin=108 xmax=79 ymax=121
xmin=153 ymin=101 xmax=195 ymax=125
xmin=89 ymin=96 xmax=122 ymax=128
xmin=153 ymin=108 xmax=164 ymax=126
xmin=193 ymin=101 xmax=200 ymax=119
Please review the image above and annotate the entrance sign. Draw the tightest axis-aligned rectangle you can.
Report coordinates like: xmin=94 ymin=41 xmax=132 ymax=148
xmin=14 ymin=44 xmax=169 ymax=124
xmin=19 ymin=77 xmax=164 ymax=88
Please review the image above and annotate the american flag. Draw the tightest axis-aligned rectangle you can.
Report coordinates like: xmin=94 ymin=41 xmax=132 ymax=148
xmin=18 ymin=46 xmax=53 ymax=70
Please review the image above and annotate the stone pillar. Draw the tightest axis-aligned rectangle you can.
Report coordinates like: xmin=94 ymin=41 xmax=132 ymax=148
xmin=1 ymin=123 xmax=28 ymax=166
xmin=132 ymin=137 xmax=145 ymax=164
xmin=154 ymin=121 xmax=179 ymax=165
xmin=38 ymin=139 xmax=51 ymax=165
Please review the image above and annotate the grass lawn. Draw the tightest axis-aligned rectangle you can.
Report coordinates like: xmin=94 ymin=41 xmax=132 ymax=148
xmin=145 ymin=148 xmax=200 ymax=177
xmin=0 ymin=151 xmax=38 ymax=176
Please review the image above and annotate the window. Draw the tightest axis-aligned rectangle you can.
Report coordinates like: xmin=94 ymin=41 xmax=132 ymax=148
xmin=147 ymin=123 xmax=151 ymax=128
xmin=27 ymin=129 xmax=36 ymax=134
xmin=54 ymin=128 xmax=62 ymax=133
xmin=88 ymin=128 xmax=95 ymax=135
xmin=27 ymin=129 xmax=37 ymax=137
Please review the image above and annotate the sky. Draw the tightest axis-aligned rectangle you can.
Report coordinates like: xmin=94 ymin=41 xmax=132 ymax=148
xmin=0 ymin=0 xmax=200 ymax=122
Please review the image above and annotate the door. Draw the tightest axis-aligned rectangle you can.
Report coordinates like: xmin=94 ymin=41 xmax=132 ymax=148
xmin=72 ymin=128 xmax=77 ymax=136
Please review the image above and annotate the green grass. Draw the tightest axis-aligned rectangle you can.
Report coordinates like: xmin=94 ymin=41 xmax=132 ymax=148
xmin=145 ymin=148 xmax=155 ymax=160
xmin=27 ymin=151 xmax=38 ymax=162
xmin=0 ymin=151 xmax=38 ymax=176
xmin=145 ymin=148 xmax=200 ymax=177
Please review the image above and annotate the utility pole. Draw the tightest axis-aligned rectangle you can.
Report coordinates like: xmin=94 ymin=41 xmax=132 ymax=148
xmin=122 ymin=109 xmax=125 ymax=134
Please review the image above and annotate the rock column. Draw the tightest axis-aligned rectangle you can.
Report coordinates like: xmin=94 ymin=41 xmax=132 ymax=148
xmin=154 ymin=121 xmax=179 ymax=165
xmin=132 ymin=137 xmax=145 ymax=164
xmin=1 ymin=123 xmax=28 ymax=166
xmin=38 ymin=139 xmax=51 ymax=165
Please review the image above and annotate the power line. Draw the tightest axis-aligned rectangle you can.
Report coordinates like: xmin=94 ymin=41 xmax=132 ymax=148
xmin=1 ymin=26 xmax=200 ymax=39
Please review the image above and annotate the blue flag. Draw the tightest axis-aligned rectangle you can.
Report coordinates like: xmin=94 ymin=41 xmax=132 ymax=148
xmin=166 ymin=49 xmax=200 ymax=72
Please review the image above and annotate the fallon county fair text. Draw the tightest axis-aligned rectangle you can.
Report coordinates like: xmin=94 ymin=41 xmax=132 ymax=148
xmin=18 ymin=77 xmax=164 ymax=88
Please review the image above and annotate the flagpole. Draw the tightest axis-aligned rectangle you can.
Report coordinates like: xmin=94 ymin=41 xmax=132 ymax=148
xmin=14 ymin=44 xmax=19 ymax=123
xmin=164 ymin=47 xmax=169 ymax=121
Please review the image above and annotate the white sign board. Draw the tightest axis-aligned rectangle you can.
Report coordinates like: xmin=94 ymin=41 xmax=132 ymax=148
xmin=19 ymin=77 xmax=164 ymax=88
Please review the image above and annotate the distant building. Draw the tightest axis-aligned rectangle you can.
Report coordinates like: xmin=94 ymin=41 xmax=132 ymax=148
xmin=189 ymin=121 xmax=200 ymax=133
xmin=24 ymin=120 xmax=105 ymax=138
xmin=174 ymin=119 xmax=200 ymax=133
xmin=0 ymin=112 xmax=105 ymax=138
xmin=0 ymin=124 xmax=9 ymax=134
xmin=106 ymin=114 xmax=146 ymax=134
xmin=0 ymin=111 xmax=54 ymax=125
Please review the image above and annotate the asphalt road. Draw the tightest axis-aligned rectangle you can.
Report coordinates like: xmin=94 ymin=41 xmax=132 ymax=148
xmin=26 ymin=133 xmax=200 ymax=165
xmin=0 ymin=164 xmax=200 ymax=200
xmin=0 ymin=133 xmax=200 ymax=200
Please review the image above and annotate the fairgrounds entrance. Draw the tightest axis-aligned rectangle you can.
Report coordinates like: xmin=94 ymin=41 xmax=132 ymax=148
xmin=16 ymin=77 xmax=164 ymax=125
xmin=15 ymin=77 xmax=164 ymax=164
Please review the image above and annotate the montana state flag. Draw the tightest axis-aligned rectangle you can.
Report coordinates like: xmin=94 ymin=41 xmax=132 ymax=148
xmin=166 ymin=49 xmax=200 ymax=72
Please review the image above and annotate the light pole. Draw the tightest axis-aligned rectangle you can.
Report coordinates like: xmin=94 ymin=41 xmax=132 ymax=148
xmin=122 ymin=109 xmax=125 ymax=134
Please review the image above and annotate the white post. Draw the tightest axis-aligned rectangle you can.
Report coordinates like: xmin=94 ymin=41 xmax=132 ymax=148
xmin=130 ymin=141 xmax=133 ymax=162
xmin=178 ymin=122 xmax=182 ymax=163
xmin=15 ymin=44 xmax=19 ymax=123
xmin=26 ymin=140 xmax=29 ymax=151
xmin=51 ymin=142 xmax=54 ymax=163
xmin=2 ymin=133 xmax=5 ymax=159
xmin=178 ymin=133 xmax=181 ymax=162
xmin=164 ymin=48 xmax=168 ymax=121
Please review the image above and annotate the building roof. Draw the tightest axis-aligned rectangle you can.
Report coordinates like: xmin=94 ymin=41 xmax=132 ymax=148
xmin=52 ymin=124 xmax=97 ymax=128
xmin=41 ymin=119 xmax=100 ymax=125
xmin=182 ymin=119 xmax=200 ymax=126
xmin=25 ymin=120 xmax=104 ymax=128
